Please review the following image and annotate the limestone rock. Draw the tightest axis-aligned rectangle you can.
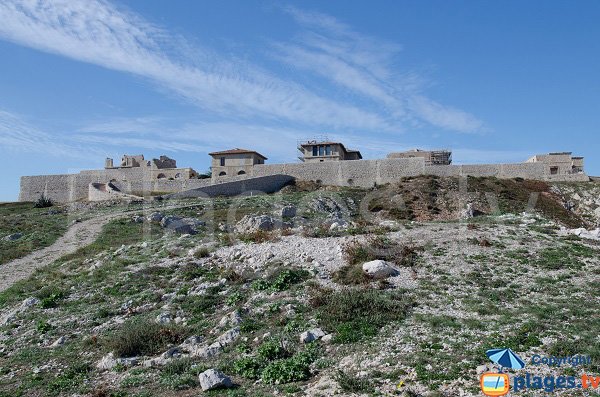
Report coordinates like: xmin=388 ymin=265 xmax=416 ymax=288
xmin=362 ymin=260 xmax=399 ymax=279
xmin=51 ymin=336 xmax=66 ymax=347
xmin=147 ymin=212 xmax=164 ymax=223
xmin=198 ymin=368 xmax=233 ymax=391
xmin=131 ymin=215 xmax=144 ymax=223
xmin=329 ymin=219 xmax=349 ymax=231
xmin=300 ymin=328 xmax=326 ymax=343
xmin=96 ymin=353 xmax=139 ymax=370
xmin=21 ymin=297 xmax=40 ymax=309
xmin=216 ymin=327 xmax=240 ymax=347
xmin=279 ymin=205 xmax=297 ymax=218
xmin=156 ymin=312 xmax=172 ymax=324
xmin=218 ymin=311 xmax=242 ymax=328
xmin=3 ymin=233 xmax=23 ymax=241
xmin=235 ymin=215 xmax=278 ymax=233
xmin=160 ymin=216 xmax=205 ymax=234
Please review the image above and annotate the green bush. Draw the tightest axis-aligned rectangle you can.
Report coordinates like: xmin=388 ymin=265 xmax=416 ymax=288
xmin=233 ymin=357 xmax=264 ymax=380
xmin=106 ymin=318 xmax=187 ymax=357
xmin=36 ymin=319 xmax=53 ymax=334
xmin=34 ymin=195 xmax=53 ymax=208
xmin=251 ymin=268 xmax=310 ymax=292
xmin=261 ymin=347 xmax=318 ymax=384
xmin=334 ymin=370 xmax=373 ymax=393
xmin=36 ymin=286 xmax=66 ymax=309
xmin=258 ymin=340 xmax=289 ymax=361
xmin=312 ymin=288 xmax=413 ymax=343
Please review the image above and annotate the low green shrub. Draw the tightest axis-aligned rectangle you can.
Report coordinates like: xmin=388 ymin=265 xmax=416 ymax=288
xmin=106 ymin=318 xmax=188 ymax=357
xmin=334 ymin=370 xmax=373 ymax=393
xmin=261 ymin=346 xmax=319 ymax=384
xmin=34 ymin=195 xmax=53 ymax=208
xmin=312 ymin=288 xmax=413 ymax=343
xmin=233 ymin=357 xmax=264 ymax=380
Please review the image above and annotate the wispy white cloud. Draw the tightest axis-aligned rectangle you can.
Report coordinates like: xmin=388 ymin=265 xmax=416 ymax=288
xmin=0 ymin=0 xmax=394 ymax=131
xmin=277 ymin=6 xmax=485 ymax=133
xmin=0 ymin=109 xmax=91 ymax=157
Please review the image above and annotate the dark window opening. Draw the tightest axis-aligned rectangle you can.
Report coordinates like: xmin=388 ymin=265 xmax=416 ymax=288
xmin=220 ymin=157 xmax=225 ymax=166
xmin=238 ymin=170 xmax=246 ymax=175
xmin=219 ymin=171 xmax=227 ymax=176
xmin=312 ymin=146 xmax=318 ymax=156
xmin=550 ymin=167 xmax=559 ymax=175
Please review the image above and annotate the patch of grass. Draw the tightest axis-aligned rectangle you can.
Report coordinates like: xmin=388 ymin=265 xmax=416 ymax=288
xmin=251 ymin=268 xmax=310 ymax=292
xmin=105 ymin=318 xmax=188 ymax=357
xmin=336 ymin=237 xmax=420 ymax=285
xmin=535 ymin=242 xmax=596 ymax=270
xmin=0 ymin=202 xmax=68 ymax=265
xmin=159 ymin=358 xmax=199 ymax=390
xmin=343 ymin=236 xmax=419 ymax=267
xmin=193 ymin=247 xmax=212 ymax=259
xmin=60 ymin=218 xmax=163 ymax=263
xmin=46 ymin=363 xmax=91 ymax=397
xmin=238 ymin=230 xmax=280 ymax=244
xmin=36 ymin=285 xmax=67 ymax=309
xmin=233 ymin=357 xmax=264 ymax=380
xmin=261 ymin=346 xmax=319 ymax=384
xmin=311 ymin=288 xmax=414 ymax=343
xmin=335 ymin=370 xmax=373 ymax=393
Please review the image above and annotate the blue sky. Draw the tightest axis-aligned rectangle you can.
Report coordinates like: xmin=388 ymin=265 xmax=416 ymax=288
xmin=0 ymin=0 xmax=599 ymax=201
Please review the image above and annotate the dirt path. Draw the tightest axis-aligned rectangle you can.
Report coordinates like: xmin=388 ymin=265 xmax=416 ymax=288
xmin=0 ymin=215 xmax=118 ymax=292
xmin=0 ymin=202 xmax=208 ymax=293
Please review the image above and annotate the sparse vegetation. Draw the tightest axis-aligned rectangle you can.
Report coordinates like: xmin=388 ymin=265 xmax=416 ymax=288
xmin=0 ymin=179 xmax=598 ymax=396
xmin=106 ymin=318 xmax=188 ymax=357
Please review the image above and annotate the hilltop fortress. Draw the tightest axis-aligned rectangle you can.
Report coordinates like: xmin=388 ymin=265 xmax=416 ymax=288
xmin=19 ymin=140 xmax=589 ymax=202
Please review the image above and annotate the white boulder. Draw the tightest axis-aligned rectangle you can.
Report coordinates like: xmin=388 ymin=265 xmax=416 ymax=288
xmin=300 ymin=328 xmax=327 ymax=343
xmin=362 ymin=260 xmax=399 ymax=279
xmin=198 ymin=369 xmax=233 ymax=391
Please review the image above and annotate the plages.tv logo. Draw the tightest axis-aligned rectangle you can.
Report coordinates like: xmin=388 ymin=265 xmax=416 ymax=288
xmin=480 ymin=348 xmax=525 ymax=396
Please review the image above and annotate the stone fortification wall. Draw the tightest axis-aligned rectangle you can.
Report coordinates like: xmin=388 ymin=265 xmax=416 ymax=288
xmin=19 ymin=158 xmax=589 ymax=203
xmin=19 ymin=168 xmax=212 ymax=203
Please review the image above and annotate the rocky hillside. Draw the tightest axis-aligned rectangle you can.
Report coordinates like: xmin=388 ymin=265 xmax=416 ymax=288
xmin=0 ymin=177 xmax=598 ymax=397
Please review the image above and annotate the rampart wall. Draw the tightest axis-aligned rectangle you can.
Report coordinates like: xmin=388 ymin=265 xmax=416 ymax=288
xmin=19 ymin=158 xmax=589 ymax=203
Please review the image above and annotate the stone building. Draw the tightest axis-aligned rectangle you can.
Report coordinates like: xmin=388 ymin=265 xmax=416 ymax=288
xmin=297 ymin=140 xmax=362 ymax=162
xmin=209 ymin=148 xmax=267 ymax=178
xmin=387 ymin=149 xmax=452 ymax=165
xmin=525 ymin=152 xmax=585 ymax=176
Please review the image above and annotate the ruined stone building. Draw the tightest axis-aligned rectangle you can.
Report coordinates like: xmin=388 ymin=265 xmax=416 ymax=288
xmin=525 ymin=152 xmax=585 ymax=176
xmin=297 ymin=140 xmax=362 ymax=162
xmin=387 ymin=149 xmax=452 ymax=165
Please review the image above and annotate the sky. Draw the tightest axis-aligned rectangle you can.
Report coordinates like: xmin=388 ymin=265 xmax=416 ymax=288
xmin=0 ymin=0 xmax=599 ymax=201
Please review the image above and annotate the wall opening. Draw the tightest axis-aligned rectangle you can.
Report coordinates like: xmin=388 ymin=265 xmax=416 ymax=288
xmin=237 ymin=170 xmax=246 ymax=175
xmin=550 ymin=167 xmax=559 ymax=175
xmin=157 ymin=173 xmax=166 ymax=179
xmin=219 ymin=171 xmax=227 ymax=176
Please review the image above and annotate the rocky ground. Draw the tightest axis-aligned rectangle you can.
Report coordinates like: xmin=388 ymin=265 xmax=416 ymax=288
xmin=0 ymin=176 xmax=598 ymax=397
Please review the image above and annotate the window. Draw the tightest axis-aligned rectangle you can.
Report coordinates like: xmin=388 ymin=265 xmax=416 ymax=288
xmin=218 ymin=171 xmax=227 ymax=176
xmin=550 ymin=167 xmax=558 ymax=175
xmin=220 ymin=157 xmax=225 ymax=166
xmin=325 ymin=145 xmax=331 ymax=155
xmin=238 ymin=170 xmax=246 ymax=175
xmin=319 ymin=146 xmax=324 ymax=156
xmin=157 ymin=173 xmax=166 ymax=179
xmin=312 ymin=146 xmax=318 ymax=156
